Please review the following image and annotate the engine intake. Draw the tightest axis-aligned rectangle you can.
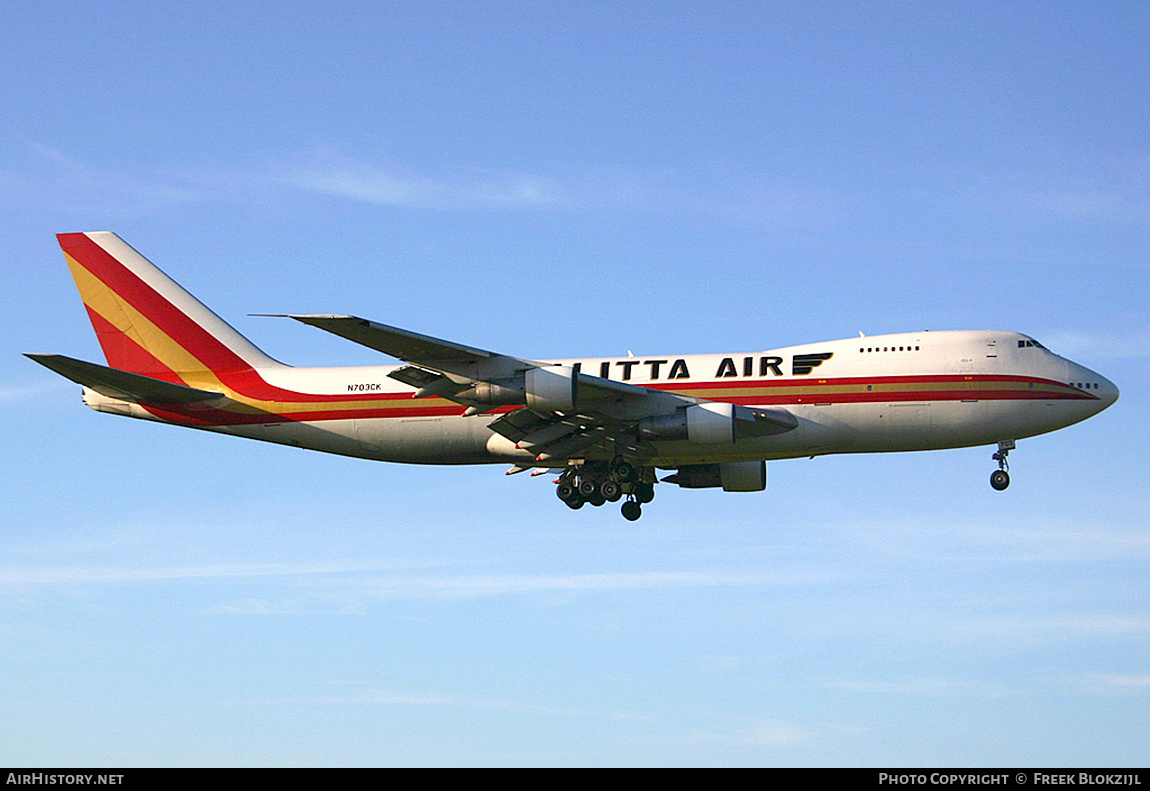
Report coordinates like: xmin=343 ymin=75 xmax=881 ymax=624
xmin=525 ymin=366 xmax=579 ymax=412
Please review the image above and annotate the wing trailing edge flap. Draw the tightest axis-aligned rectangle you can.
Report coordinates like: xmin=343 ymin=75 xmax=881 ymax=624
xmin=486 ymin=406 xmax=552 ymax=443
xmin=387 ymin=364 xmax=470 ymax=398
xmin=485 ymin=408 xmax=611 ymax=463
xmin=26 ymin=354 xmax=226 ymax=404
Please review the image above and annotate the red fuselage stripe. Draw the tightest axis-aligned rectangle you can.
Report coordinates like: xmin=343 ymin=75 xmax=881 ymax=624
xmin=140 ymin=374 xmax=1093 ymax=427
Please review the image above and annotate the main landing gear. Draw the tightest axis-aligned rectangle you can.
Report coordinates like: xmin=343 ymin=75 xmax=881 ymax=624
xmin=555 ymin=459 xmax=655 ymax=520
xmin=990 ymin=440 xmax=1015 ymax=491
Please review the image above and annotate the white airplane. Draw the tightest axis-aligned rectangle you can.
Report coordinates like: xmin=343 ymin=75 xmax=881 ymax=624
xmin=29 ymin=232 xmax=1118 ymax=520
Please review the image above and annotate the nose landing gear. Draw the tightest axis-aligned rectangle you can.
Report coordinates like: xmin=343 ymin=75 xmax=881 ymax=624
xmin=990 ymin=440 xmax=1014 ymax=491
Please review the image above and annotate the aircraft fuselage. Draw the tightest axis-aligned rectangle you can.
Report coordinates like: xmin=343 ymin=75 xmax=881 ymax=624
xmin=81 ymin=329 xmax=1116 ymax=467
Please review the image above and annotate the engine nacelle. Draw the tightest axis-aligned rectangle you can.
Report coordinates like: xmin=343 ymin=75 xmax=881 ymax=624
xmin=525 ymin=365 xmax=579 ymax=412
xmin=454 ymin=365 xmax=581 ymax=412
xmin=638 ymin=402 xmax=737 ymax=444
xmin=665 ymin=461 xmax=767 ymax=492
xmin=455 ymin=379 xmax=526 ymax=406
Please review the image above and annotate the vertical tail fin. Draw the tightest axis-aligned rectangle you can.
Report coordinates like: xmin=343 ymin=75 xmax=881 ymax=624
xmin=58 ymin=232 xmax=282 ymax=387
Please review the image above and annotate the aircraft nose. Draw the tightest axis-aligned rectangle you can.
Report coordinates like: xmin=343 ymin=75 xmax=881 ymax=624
xmin=1071 ymin=362 xmax=1119 ymax=411
xmin=1096 ymin=372 xmax=1120 ymax=408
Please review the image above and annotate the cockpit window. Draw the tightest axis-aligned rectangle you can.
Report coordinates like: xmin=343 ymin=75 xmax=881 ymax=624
xmin=1018 ymin=339 xmax=1047 ymax=349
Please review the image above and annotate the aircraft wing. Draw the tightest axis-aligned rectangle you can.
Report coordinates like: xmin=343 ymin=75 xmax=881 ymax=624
xmin=26 ymin=354 xmax=225 ymax=404
xmin=288 ymin=314 xmax=798 ymax=462
xmin=283 ymin=314 xmax=529 ymax=382
xmin=284 ymin=313 xmax=669 ymax=403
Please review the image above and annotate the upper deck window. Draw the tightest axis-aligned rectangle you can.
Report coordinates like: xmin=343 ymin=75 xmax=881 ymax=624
xmin=859 ymin=345 xmax=921 ymax=353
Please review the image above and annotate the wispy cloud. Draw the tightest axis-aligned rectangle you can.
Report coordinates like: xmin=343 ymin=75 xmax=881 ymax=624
xmin=280 ymin=680 xmax=645 ymax=721
xmin=0 ymin=559 xmax=431 ymax=587
xmin=280 ymin=156 xmax=840 ymax=227
xmin=1026 ymin=174 xmax=1150 ymax=224
xmin=1080 ymin=673 xmax=1150 ymax=694
xmin=0 ymin=557 xmax=843 ymax=621
xmin=1040 ymin=329 xmax=1150 ymax=361
xmin=3 ymin=141 xmax=838 ymax=229
xmin=284 ymin=163 xmax=561 ymax=211
xmin=742 ymin=720 xmax=808 ymax=746
xmin=0 ymin=561 xmax=832 ymax=595
xmin=962 ymin=155 xmax=1150 ymax=225
xmin=348 ymin=568 xmax=834 ymax=600
xmin=677 ymin=719 xmax=808 ymax=748
xmin=828 ymin=675 xmax=1015 ymax=698
xmin=0 ymin=143 xmax=202 ymax=215
xmin=0 ymin=379 xmax=74 ymax=406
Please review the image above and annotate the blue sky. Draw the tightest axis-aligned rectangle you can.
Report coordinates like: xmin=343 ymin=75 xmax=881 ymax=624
xmin=2 ymin=1 xmax=1148 ymax=766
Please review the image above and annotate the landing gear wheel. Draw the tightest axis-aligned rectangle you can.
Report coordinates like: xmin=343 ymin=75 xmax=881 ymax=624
xmin=556 ymin=482 xmax=578 ymax=503
xmin=578 ymin=479 xmax=599 ymax=499
xmin=600 ymin=479 xmax=622 ymax=502
xmin=633 ymin=481 xmax=655 ymax=504
xmin=610 ymin=460 xmax=636 ymax=483
xmin=565 ymin=496 xmax=585 ymax=509
xmin=990 ymin=440 xmax=1014 ymax=491
xmin=990 ymin=469 xmax=1010 ymax=491
xmin=621 ymin=501 xmax=642 ymax=521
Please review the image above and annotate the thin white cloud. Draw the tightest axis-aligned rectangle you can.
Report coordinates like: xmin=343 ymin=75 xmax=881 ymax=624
xmin=0 ymin=559 xmax=437 ymax=587
xmin=277 ymin=151 xmax=839 ymax=227
xmin=955 ymin=154 xmax=1150 ymax=225
xmin=5 ymin=141 xmax=838 ymax=229
xmin=284 ymin=164 xmax=561 ymax=210
xmin=743 ymin=721 xmax=808 ymax=746
xmin=1026 ymin=176 xmax=1150 ymax=224
xmin=0 ymin=379 xmax=74 ymax=406
xmin=348 ymin=568 xmax=834 ymax=600
xmin=1080 ymin=673 xmax=1150 ymax=694
xmin=828 ymin=675 xmax=1015 ymax=698
xmin=677 ymin=719 xmax=808 ymax=747
xmin=256 ymin=680 xmax=646 ymax=722
xmin=0 ymin=142 xmax=202 ymax=215
xmin=844 ymin=609 xmax=1150 ymax=648
xmin=797 ymin=515 xmax=1150 ymax=571
xmin=0 ymin=560 xmax=841 ymax=613
xmin=1040 ymin=329 xmax=1150 ymax=361
xmin=827 ymin=671 xmax=1150 ymax=701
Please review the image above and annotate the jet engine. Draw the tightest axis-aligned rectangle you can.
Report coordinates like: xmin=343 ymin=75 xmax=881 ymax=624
xmin=663 ymin=461 xmax=767 ymax=492
xmin=525 ymin=366 xmax=579 ymax=412
xmin=638 ymin=402 xmax=739 ymax=444
xmin=454 ymin=365 xmax=580 ymax=412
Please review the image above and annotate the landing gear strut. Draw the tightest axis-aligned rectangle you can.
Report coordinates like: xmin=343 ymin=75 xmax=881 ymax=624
xmin=990 ymin=440 xmax=1014 ymax=491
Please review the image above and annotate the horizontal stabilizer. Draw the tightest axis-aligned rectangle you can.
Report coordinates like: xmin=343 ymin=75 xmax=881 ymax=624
xmin=26 ymin=354 xmax=224 ymax=404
